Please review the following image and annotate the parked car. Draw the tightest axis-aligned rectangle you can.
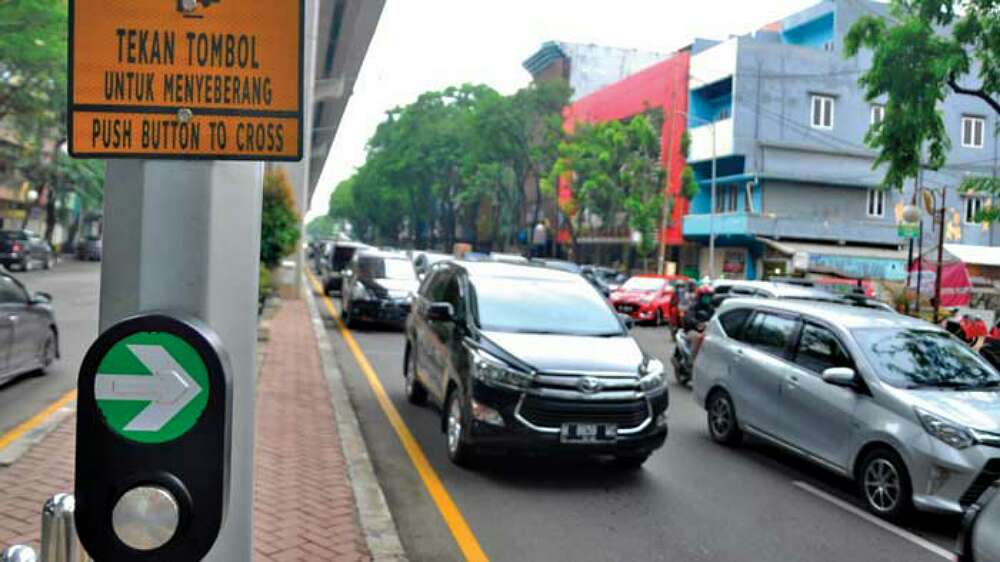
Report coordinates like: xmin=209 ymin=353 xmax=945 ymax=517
xmin=403 ymin=261 xmax=669 ymax=468
xmin=610 ymin=274 xmax=689 ymax=325
xmin=0 ymin=272 xmax=58 ymax=385
xmin=693 ymin=297 xmax=1000 ymax=520
xmin=76 ymin=236 xmax=103 ymax=261
xmin=341 ymin=250 xmax=419 ymax=327
xmin=322 ymin=241 xmax=369 ymax=295
xmin=0 ymin=230 xmax=53 ymax=271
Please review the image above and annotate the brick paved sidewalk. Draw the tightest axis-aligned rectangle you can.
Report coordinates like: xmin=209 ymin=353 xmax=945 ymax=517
xmin=0 ymin=299 xmax=373 ymax=561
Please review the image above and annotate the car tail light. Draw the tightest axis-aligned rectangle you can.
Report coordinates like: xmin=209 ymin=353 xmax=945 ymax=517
xmin=12 ymin=243 xmax=22 ymax=252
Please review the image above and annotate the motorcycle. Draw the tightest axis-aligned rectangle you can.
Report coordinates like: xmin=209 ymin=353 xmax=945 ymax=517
xmin=671 ymin=322 xmax=704 ymax=386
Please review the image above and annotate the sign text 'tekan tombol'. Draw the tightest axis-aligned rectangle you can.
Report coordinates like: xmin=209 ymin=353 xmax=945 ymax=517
xmin=69 ymin=0 xmax=304 ymax=161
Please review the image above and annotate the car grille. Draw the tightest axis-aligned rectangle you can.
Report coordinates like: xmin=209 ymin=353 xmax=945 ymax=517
xmin=518 ymin=395 xmax=648 ymax=429
xmin=960 ymin=459 xmax=1000 ymax=507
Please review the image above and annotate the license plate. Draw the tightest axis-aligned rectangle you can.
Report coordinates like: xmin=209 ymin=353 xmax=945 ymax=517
xmin=618 ymin=305 xmax=635 ymax=312
xmin=560 ymin=423 xmax=617 ymax=444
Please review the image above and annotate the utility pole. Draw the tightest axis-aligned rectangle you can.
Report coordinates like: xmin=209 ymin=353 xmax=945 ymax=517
xmin=657 ymin=90 xmax=678 ymax=275
xmin=933 ymin=186 xmax=948 ymax=324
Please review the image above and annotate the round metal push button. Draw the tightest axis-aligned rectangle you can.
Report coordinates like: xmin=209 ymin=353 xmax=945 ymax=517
xmin=112 ymin=485 xmax=180 ymax=551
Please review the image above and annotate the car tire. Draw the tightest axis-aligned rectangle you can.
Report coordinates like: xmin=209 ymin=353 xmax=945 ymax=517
xmin=43 ymin=255 xmax=52 ymax=270
xmin=858 ymin=448 xmax=913 ymax=521
xmin=707 ymin=390 xmax=742 ymax=446
xmin=612 ymin=452 xmax=650 ymax=470
xmin=17 ymin=258 xmax=27 ymax=272
xmin=342 ymin=302 xmax=355 ymax=328
xmin=323 ymin=279 xmax=334 ymax=296
xmin=405 ymin=345 xmax=428 ymax=405
xmin=655 ymin=309 xmax=664 ymax=326
xmin=445 ymin=388 xmax=475 ymax=467
xmin=39 ymin=329 xmax=57 ymax=372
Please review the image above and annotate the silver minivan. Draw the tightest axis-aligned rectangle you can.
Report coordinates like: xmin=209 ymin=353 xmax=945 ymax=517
xmin=693 ymin=298 xmax=1000 ymax=520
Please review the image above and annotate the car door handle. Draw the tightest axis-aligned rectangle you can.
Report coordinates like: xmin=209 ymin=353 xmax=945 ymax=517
xmin=786 ymin=375 xmax=799 ymax=388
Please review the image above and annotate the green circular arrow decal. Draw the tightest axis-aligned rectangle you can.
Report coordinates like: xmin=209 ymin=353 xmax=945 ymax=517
xmin=94 ymin=331 xmax=210 ymax=444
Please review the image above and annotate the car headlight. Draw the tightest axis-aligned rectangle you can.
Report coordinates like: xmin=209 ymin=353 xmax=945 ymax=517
xmin=471 ymin=349 xmax=534 ymax=390
xmin=916 ymin=408 xmax=976 ymax=449
xmin=639 ymin=359 xmax=666 ymax=391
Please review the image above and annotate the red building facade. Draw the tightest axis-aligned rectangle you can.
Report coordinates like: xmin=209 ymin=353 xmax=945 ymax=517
xmin=561 ymin=50 xmax=691 ymax=247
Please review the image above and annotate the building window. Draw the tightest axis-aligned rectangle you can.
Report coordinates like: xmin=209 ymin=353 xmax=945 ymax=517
xmin=715 ymin=185 xmax=739 ymax=213
xmin=965 ymin=197 xmax=985 ymax=224
xmin=811 ymin=95 xmax=834 ymax=130
xmin=962 ymin=116 xmax=985 ymax=148
xmin=867 ymin=189 xmax=885 ymax=218
xmin=822 ymin=40 xmax=835 ymax=52
xmin=870 ymin=104 xmax=885 ymax=125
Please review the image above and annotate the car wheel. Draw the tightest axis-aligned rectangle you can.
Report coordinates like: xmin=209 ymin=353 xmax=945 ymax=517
xmin=707 ymin=390 xmax=742 ymax=446
xmin=39 ymin=329 xmax=57 ymax=371
xmin=445 ymin=388 xmax=475 ymax=467
xmin=17 ymin=258 xmax=27 ymax=272
xmin=43 ymin=254 xmax=52 ymax=270
xmin=655 ymin=309 xmax=664 ymax=326
xmin=611 ymin=452 xmax=650 ymax=470
xmin=405 ymin=346 xmax=428 ymax=405
xmin=859 ymin=448 xmax=913 ymax=521
xmin=341 ymin=301 xmax=355 ymax=328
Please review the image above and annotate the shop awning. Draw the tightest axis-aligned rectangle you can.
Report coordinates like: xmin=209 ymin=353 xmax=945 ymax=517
xmin=940 ymin=244 xmax=1000 ymax=267
xmin=757 ymin=237 xmax=907 ymax=281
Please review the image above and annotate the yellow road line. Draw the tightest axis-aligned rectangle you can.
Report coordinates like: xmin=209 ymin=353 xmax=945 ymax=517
xmin=0 ymin=389 xmax=77 ymax=452
xmin=307 ymin=271 xmax=489 ymax=562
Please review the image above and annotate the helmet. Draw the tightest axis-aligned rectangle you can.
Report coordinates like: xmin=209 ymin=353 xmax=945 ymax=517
xmin=696 ymin=285 xmax=714 ymax=296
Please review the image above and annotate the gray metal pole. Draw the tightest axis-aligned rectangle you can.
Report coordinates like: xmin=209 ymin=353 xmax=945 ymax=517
xmin=100 ymin=160 xmax=263 ymax=561
xmin=708 ymin=122 xmax=717 ymax=279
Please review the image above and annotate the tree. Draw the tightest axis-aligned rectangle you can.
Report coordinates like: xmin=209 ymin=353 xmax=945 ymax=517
xmin=0 ymin=0 xmax=67 ymax=126
xmin=546 ymin=114 xmax=666 ymax=265
xmin=306 ymin=215 xmax=339 ymax=240
xmin=845 ymin=0 xmax=1000 ymax=210
xmin=260 ymin=168 xmax=301 ymax=269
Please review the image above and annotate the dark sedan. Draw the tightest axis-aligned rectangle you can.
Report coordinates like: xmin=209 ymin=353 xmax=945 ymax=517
xmin=341 ymin=250 xmax=419 ymax=328
xmin=0 ymin=230 xmax=54 ymax=271
xmin=403 ymin=261 xmax=668 ymax=468
xmin=0 ymin=272 xmax=58 ymax=385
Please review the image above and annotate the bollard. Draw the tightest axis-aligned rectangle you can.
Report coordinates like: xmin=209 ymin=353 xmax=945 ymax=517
xmin=0 ymin=545 xmax=37 ymax=562
xmin=40 ymin=494 xmax=90 ymax=562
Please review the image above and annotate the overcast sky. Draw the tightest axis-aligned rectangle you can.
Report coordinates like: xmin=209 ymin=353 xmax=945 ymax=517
xmin=307 ymin=0 xmax=823 ymax=219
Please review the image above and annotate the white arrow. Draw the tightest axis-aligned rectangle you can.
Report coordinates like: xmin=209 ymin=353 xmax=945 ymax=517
xmin=94 ymin=344 xmax=202 ymax=432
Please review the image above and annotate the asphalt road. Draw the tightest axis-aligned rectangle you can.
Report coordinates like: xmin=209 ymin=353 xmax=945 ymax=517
xmin=0 ymin=260 xmax=101 ymax=436
xmin=317 ymin=290 xmax=962 ymax=562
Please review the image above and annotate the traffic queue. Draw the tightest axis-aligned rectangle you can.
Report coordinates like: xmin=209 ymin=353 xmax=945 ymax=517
xmin=308 ymin=239 xmax=1000 ymax=538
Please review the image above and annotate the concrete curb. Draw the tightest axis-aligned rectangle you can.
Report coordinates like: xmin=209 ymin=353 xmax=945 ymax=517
xmin=0 ymin=401 xmax=76 ymax=467
xmin=303 ymin=286 xmax=408 ymax=561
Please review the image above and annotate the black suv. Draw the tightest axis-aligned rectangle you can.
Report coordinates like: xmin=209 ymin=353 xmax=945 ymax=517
xmin=404 ymin=261 xmax=669 ymax=468
xmin=341 ymin=250 xmax=419 ymax=327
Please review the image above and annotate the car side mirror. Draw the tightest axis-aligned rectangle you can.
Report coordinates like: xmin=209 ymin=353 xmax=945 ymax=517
xmin=30 ymin=292 xmax=52 ymax=305
xmin=618 ymin=313 xmax=635 ymax=330
xmin=960 ymin=483 xmax=1000 ymax=562
xmin=822 ymin=367 xmax=857 ymax=388
xmin=427 ymin=302 xmax=455 ymax=322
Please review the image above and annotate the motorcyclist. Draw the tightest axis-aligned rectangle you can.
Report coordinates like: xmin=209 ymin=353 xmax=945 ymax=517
xmin=683 ymin=285 xmax=715 ymax=331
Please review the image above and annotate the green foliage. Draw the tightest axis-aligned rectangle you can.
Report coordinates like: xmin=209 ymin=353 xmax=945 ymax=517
xmin=306 ymin=215 xmax=339 ymax=240
xmin=260 ymin=168 xmax=301 ymax=269
xmin=845 ymin=0 xmax=1000 ymax=197
xmin=327 ymin=80 xmax=570 ymax=248
xmin=258 ymin=265 xmax=273 ymax=304
xmin=679 ymin=130 xmax=692 ymax=160
xmin=680 ymin=166 xmax=699 ymax=200
xmin=551 ymin=114 xmax=666 ymax=256
xmin=0 ymin=0 xmax=67 ymax=128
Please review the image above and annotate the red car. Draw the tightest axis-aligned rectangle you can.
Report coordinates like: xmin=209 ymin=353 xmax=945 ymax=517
xmin=610 ymin=274 xmax=689 ymax=325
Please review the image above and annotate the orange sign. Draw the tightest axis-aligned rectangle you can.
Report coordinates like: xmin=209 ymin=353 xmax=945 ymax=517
xmin=69 ymin=0 xmax=303 ymax=161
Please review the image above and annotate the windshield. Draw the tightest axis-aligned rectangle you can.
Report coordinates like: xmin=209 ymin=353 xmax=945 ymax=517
xmin=358 ymin=257 xmax=416 ymax=280
xmin=0 ymin=232 xmax=26 ymax=241
xmin=622 ymin=277 xmax=666 ymax=292
xmin=472 ymin=277 xmax=623 ymax=337
xmin=854 ymin=328 xmax=1000 ymax=389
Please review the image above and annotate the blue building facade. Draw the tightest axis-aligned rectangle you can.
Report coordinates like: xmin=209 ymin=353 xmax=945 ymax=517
xmin=680 ymin=0 xmax=999 ymax=281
